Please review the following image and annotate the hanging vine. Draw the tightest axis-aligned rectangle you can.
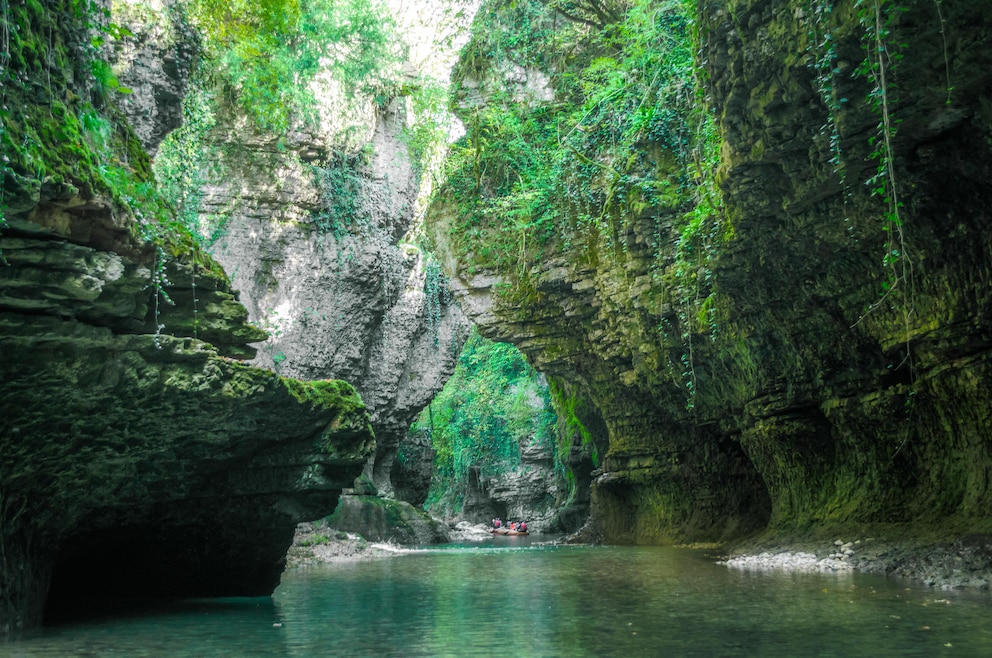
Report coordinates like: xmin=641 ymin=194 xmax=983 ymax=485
xmin=851 ymin=0 xmax=914 ymax=359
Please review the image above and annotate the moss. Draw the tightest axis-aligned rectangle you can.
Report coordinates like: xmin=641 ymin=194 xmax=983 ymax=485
xmin=282 ymin=378 xmax=363 ymax=413
xmin=0 ymin=0 xmax=203 ymax=255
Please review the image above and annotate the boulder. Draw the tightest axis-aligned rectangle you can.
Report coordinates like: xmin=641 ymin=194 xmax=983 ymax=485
xmin=328 ymin=495 xmax=450 ymax=545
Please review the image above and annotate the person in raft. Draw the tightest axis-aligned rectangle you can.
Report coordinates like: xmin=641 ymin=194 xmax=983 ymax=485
xmin=493 ymin=518 xmax=502 ymax=529
xmin=519 ymin=521 xmax=527 ymax=532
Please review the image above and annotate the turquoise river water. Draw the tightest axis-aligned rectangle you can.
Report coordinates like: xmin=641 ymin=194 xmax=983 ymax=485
xmin=3 ymin=538 xmax=991 ymax=656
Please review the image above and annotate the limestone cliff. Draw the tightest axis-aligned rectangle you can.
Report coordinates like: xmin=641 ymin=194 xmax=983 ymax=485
xmin=427 ymin=0 xmax=992 ymax=545
xmin=198 ymin=101 xmax=469 ymax=498
xmin=455 ymin=436 xmax=587 ymax=531
xmin=0 ymin=0 xmax=373 ymax=633
xmin=107 ymin=0 xmax=199 ymax=156
xmin=106 ymin=0 xmax=473 ymax=501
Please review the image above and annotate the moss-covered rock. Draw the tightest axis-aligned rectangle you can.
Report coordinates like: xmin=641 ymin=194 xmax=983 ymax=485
xmin=0 ymin=0 xmax=375 ymax=635
xmin=426 ymin=0 xmax=992 ymax=548
xmin=327 ymin=495 xmax=450 ymax=545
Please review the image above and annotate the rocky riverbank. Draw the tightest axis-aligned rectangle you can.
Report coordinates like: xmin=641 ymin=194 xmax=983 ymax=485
xmin=286 ymin=523 xmax=405 ymax=567
xmin=285 ymin=520 xmax=495 ymax=567
xmin=722 ymin=535 xmax=992 ymax=591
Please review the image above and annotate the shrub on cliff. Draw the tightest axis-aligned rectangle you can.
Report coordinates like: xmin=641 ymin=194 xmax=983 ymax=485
xmin=414 ymin=329 xmax=557 ymax=510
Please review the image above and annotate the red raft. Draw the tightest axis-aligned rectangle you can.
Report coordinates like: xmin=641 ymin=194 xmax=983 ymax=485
xmin=490 ymin=527 xmax=529 ymax=536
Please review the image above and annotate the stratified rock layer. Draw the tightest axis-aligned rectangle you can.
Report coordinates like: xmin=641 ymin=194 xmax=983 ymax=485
xmin=700 ymin=0 xmax=992 ymax=534
xmin=0 ymin=190 xmax=376 ymax=629
xmin=428 ymin=0 xmax=992 ymax=545
xmin=0 ymin=2 xmax=374 ymax=633
xmin=458 ymin=438 xmax=573 ymax=531
xmin=1 ymin=194 xmax=374 ymax=633
xmin=197 ymin=93 xmax=469 ymax=503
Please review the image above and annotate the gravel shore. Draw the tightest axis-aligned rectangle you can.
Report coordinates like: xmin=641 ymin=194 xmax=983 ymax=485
xmin=289 ymin=520 xmax=991 ymax=592
xmin=285 ymin=523 xmax=407 ymax=567
xmin=722 ymin=535 xmax=992 ymax=591
xmin=285 ymin=521 xmax=495 ymax=567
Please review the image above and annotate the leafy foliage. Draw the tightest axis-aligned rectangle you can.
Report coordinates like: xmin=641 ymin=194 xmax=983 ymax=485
xmin=153 ymin=78 xmax=217 ymax=239
xmin=436 ymin=0 xmax=726 ymax=408
xmin=417 ymin=330 xmax=558 ymax=509
xmin=154 ymin=0 xmax=406 ymax=245
xmin=852 ymin=0 xmax=912 ymax=324
xmin=1 ymin=0 xmax=180 ymax=232
xmin=188 ymin=0 xmax=400 ymax=132
xmin=423 ymin=257 xmax=454 ymax=346
xmin=0 ymin=0 xmax=230 ymax=346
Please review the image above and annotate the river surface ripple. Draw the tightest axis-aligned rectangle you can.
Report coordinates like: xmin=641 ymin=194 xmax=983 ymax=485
xmin=4 ymin=540 xmax=991 ymax=656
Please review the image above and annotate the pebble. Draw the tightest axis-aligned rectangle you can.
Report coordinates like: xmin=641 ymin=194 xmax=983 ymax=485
xmin=722 ymin=537 xmax=992 ymax=590
xmin=722 ymin=551 xmax=855 ymax=573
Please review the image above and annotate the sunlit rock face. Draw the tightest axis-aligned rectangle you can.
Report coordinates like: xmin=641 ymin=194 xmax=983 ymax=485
xmin=200 ymin=100 xmax=470 ymax=499
xmin=428 ymin=0 xmax=992 ymax=544
xmin=108 ymin=0 xmax=477 ymax=502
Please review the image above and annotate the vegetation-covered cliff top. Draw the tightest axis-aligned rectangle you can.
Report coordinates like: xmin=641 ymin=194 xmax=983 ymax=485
xmin=426 ymin=0 xmax=992 ymax=546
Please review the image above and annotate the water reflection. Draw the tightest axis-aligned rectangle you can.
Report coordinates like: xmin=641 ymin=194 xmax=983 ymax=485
xmin=4 ymin=543 xmax=991 ymax=656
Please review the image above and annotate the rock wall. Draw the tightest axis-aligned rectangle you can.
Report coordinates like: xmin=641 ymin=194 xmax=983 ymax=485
xmin=0 ymin=0 xmax=373 ymax=633
xmin=392 ymin=427 xmax=436 ymax=506
xmin=198 ymin=98 xmax=470 ymax=499
xmin=458 ymin=438 xmax=578 ymax=531
xmin=427 ymin=0 xmax=992 ymax=545
xmin=100 ymin=0 xmax=480 ymax=502
xmin=0 ymin=178 xmax=375 ymax=635
xmin=327 ymin=495 xmax=451 ymax=545
xmin=107 ymin=0 xmax=199 ymax=156
xmin=102 ymin=0 xmax=474 ymax=521
xmin=700 ymin=0 xmax=992 ymax=533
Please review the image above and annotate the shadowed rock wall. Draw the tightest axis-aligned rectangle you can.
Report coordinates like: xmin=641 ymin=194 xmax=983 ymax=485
xmin=427 ymin=0 xmax=992 ymax=545
xmin=700 ymin=0 xmax=992 ymax=533
xmin=0 ymin=189 xmax=375 ymax=634
xmin=0 ymin=1 xmax=373 ymax=633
